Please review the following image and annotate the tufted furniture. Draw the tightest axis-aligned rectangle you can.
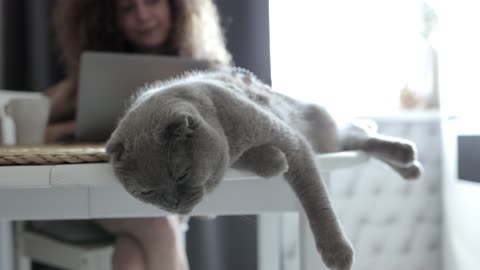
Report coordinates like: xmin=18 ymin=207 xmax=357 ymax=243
xmin=232 ymin=114 xmax=443 ymax=270
xmin=329 ymin=115 xmax=443 ymax=270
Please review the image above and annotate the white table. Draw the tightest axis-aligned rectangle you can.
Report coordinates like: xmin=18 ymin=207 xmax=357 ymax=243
xmin=0 ymin=151 xmax=369 ymax=270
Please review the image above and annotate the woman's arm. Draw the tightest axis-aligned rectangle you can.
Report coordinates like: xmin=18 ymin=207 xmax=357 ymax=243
xmin=45 ymin=120 xmax=76 ymax=143
xmin=44 ymin=78 xmax=77 ymax=143
xmin=45 ymin=78 xmax=77 ymax=123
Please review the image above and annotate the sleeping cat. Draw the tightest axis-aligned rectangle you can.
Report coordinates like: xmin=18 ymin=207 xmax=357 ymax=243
xmin=106 ymin=67 xmax=422 ymax=270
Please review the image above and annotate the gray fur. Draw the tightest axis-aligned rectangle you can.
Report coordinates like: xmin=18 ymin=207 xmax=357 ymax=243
xmin=106 ymin=68 xmax=422 ymax=270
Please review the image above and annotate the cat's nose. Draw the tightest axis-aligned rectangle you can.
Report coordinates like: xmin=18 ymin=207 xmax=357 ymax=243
xmin=162 ymin=193 xmax=179 ymax=208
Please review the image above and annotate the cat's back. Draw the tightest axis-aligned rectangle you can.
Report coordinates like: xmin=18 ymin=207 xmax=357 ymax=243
xmin=192 ymin=68 xmax=294 ymax=108
xmin=133 ymin=68 xmax=308 ymax=125
xmin=182 ymin=68 xmax=314 ymax=125
xmin=130 ymin=68 xmax=336 ymax=151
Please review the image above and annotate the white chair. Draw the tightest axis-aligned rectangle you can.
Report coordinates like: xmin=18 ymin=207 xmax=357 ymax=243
xmin=0 ymin=90 xmax=371 ymax=270
xmin=0 ymin=90 xmax=50 ymax=270
xmin=0 ymin=90 xmax=117 ymax=270
xmin=16 ymin=222 xmax=113 ymax=270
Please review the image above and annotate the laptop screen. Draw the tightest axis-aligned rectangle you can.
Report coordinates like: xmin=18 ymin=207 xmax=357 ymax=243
xmin=75 ymin=52 xmax=209 ymax=142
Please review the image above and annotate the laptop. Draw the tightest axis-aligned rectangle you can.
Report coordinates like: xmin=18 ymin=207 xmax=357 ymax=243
xmin=75 ymin=51 xmax=210 ymax=142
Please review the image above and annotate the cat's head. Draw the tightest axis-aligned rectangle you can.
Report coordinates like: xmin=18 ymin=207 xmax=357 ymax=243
xmin=106 ymin=98 xmax=229 ymax=214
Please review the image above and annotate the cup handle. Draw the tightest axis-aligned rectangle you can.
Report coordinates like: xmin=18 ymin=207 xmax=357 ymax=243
xmin=0 ymin=101 xmax=17 ymax=145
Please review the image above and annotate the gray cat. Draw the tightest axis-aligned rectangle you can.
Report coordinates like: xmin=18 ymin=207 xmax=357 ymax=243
xmin=106 ymin=67 xmax=422 ymax=270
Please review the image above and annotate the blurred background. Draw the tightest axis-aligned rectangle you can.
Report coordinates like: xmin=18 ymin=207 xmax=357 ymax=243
xmin=2 ymin=0 xmax=480 ymax=270
xmin=2 ymin=1 xmax=270 ymax=269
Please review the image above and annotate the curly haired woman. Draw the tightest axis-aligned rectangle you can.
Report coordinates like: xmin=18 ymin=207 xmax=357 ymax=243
xmin=44 ymin=0 xmax=231 ymax=269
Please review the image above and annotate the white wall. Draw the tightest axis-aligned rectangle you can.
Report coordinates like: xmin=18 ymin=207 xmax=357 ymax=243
xmin=441 ymin=119 xmax=480 ymax=270
xmin=436 ymin=2 xmax=480 ymax=269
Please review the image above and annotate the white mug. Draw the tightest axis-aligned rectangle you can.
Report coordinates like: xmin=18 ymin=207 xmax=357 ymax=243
xmin=0 ymin=90 xmax=50 ymax=145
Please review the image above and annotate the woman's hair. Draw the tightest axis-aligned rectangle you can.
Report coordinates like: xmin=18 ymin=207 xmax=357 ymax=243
xmin=54 ymin=0 xmax=232 ymax=77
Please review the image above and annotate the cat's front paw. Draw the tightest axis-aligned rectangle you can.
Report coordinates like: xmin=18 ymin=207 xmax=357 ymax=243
xmin=319 ymin=240 xmax=354 ymax=270
xmin=257 ymin=149 xmax=289 ymax=178
xmin=233 ymin=145 xmax=288 ymax=178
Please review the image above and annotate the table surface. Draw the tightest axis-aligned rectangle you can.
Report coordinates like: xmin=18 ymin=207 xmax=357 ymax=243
xmin=0 ymin=151 xmax=369 ymax=220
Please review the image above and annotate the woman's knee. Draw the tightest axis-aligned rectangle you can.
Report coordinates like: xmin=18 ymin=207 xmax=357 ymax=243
xmin=120 ymin=217 xmax=180 ymax=243
xmin=112 ymin=235 xmax=146 ymax=270
xmin=97 ymin=217 xmax=179 ymax=236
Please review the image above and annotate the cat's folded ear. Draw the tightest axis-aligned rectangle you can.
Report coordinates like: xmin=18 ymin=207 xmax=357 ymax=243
xmin=166 ymin=113 xmax=197 ymax=139
xmin=106 ymin=140 xmax=125 ymax=161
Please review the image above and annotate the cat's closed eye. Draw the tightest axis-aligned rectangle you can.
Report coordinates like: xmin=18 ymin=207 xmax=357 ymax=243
xmin=176 ymin=168 xmax=190 ymax=184
xmin=134 ymin=189 xmax=155 ymax=197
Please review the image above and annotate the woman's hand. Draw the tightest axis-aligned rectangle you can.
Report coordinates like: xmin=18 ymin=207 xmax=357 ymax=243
xmin=45 ymin=79 xmax=77 ymax=123
xmin=45 ymin=121 xmax=76 ymax=143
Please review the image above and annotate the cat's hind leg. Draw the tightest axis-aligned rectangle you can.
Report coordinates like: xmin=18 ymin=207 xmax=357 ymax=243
xmin=378 ymin=158 xmax=423 ymax=180
xmin=363 ymin=135 xmax=417 ymax=166
xmin=339 ymin=120 xmax=421 ymax=178
xmin=231 ymin=144 xmax=289 ymax=178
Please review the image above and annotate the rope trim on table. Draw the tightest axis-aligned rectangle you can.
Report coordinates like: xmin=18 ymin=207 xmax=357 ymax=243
xmin=0 ymin=144 xmax=110 ymax=165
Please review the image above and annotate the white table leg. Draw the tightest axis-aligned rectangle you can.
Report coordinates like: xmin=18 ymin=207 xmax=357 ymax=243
xmin=279 ymin=213 xmax=300 ymax=270
xmin=0 ymin=221 xmax=14 ymax=270
xmin=257 ymin=213 xmax=281 ymax=270
xmin=299 ymin=212 xmax=328 ymax=270
xmin=14 ymin=222 xmax=32 ymax=270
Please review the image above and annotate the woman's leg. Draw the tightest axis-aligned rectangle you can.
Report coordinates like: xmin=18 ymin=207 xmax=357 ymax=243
xmin=112 ymin=235 xmax=146 ymax=270
xmin=97 ymin=216 xmax=189 ymax=270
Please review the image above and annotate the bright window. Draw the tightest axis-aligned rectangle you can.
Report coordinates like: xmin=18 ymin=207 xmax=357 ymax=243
xmin=269 ymin=0 xmax=435 ymax=117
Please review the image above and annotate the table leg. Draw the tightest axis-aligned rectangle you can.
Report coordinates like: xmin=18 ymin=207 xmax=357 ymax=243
xmin=257 ymin=213 xmax=281 ymax=270
xmin=0 ymin=220 xmax=14 ymax=270
xmin=279 ymin=213 xmax=300 ymax=270
xmin=14 ymin=222 xmax=32 ymax=270
xmin=299 ymin=212 xmax=328 ymax=270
